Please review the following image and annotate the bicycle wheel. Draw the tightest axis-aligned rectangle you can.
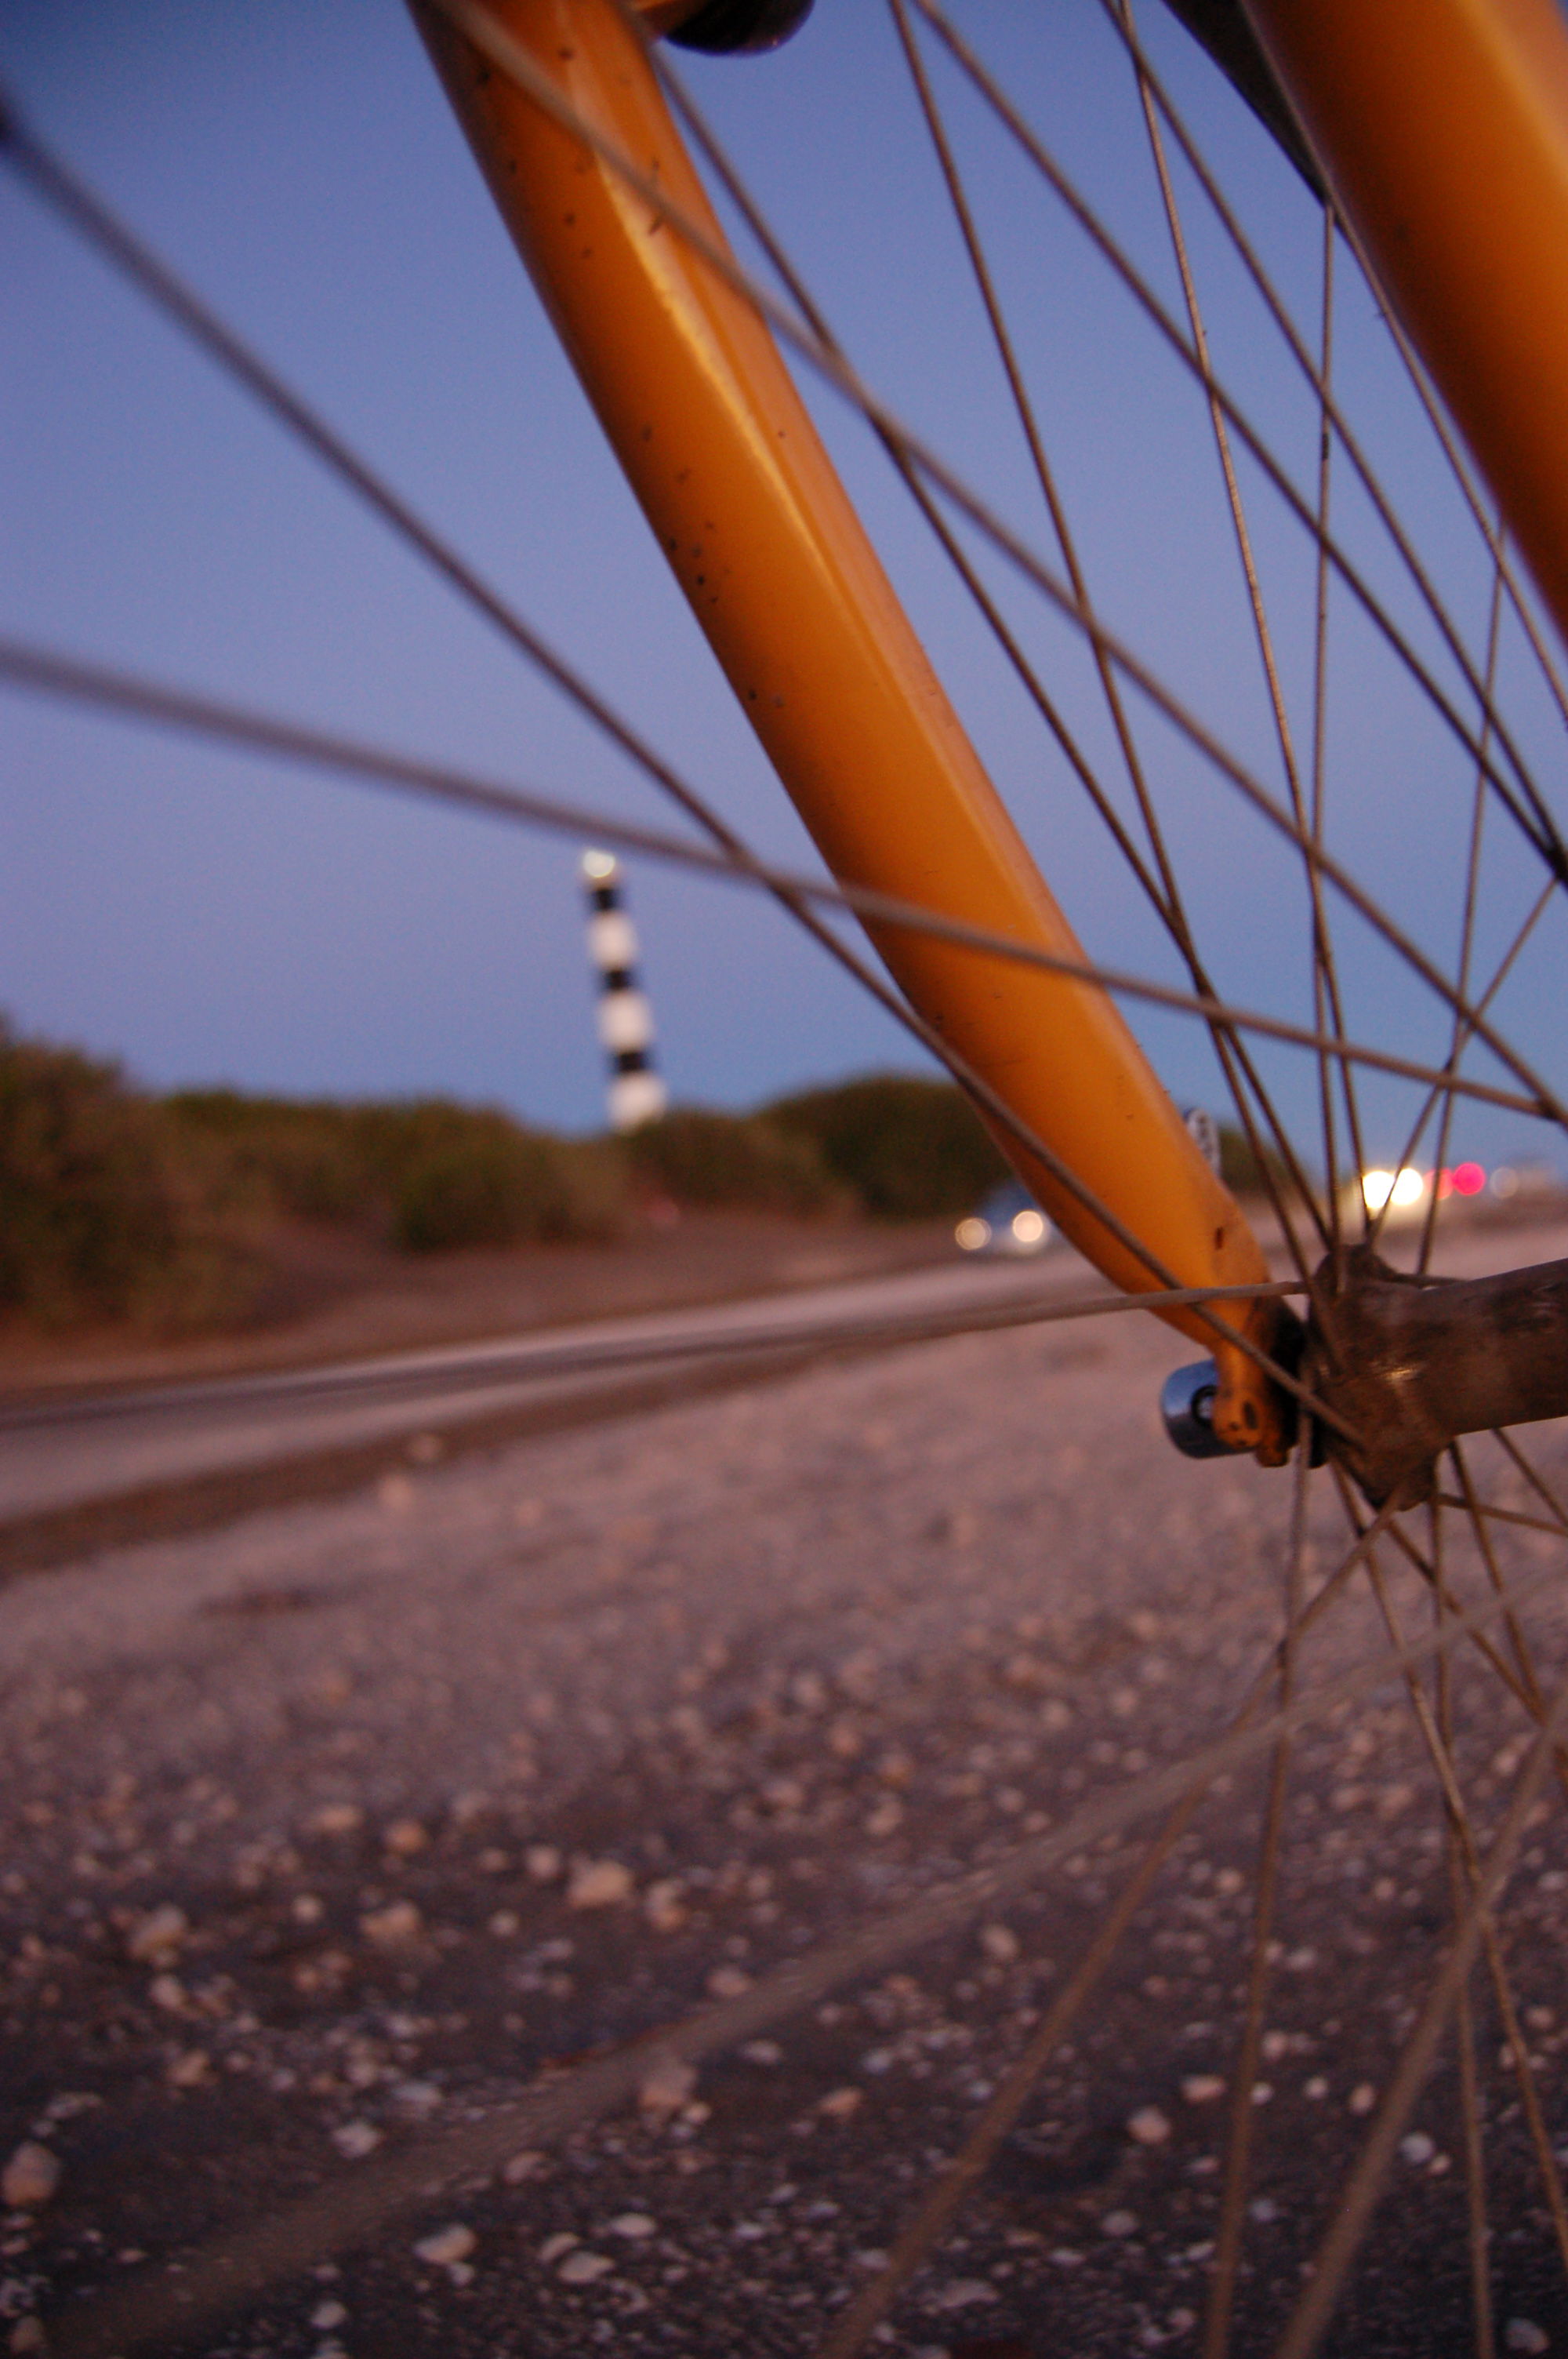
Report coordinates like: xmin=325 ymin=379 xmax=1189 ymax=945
xmin=2 ymin=5 xmax=1567 ymax=2356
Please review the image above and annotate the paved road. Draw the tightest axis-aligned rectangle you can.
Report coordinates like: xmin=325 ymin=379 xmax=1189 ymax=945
xmin=0 ymin=1254 xmax=1087 ymax=1524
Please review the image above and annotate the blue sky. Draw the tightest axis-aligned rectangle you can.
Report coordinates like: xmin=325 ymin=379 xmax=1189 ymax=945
xmin=3 ymin=2 xmax=1564 ymax=1176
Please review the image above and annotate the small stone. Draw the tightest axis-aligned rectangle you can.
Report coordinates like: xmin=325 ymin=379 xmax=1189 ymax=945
xmin=1128 ymin=2106 xmax=1172 ymax=2146
xmin=1348 ymin=2081 xmax=1377 ymax=2116
xmin=379 ymin=1470 xmax=416 ymax=1514
xmin=526 ymin=1845 xmax=563 ymax=1883
xmin=361 ymin=1900 xmax=423 ymax=1948
xmin=706 ymin=1964 xmax=752 ymax=2000
xmin=608 ymin=2212 xmax=656 ymax=2239
xmin=1304 ymin=2077 xmax=1329 ymax=2100
xmin=167 ymin=2049 xmax=211 ymax=2088
xmin=1504 ymin=2324 xmax=1549 ymax=2355
xmin=1101 ymin=2209 xmax=1139 ymax=2239
xmin=125 ymin=1904 xmax=189 ymax=1964
xmin=310 ymin=2299 xmax=348 ymax=2331
xmin=292 ymin=1894 xmax=325 ymax=1925
xmin=502 ymin=2150 xmax=545 ymax=2185
xmin=818 ymin=2086 xmax=863 ymax=2121
xmin=637 ymin=2053 xmax=696 ymax=2118
xmin=1181 ymin=2075 xmax=1226 ymax=2106
xmin=928 ymin=2279 xmax=999 ymax=2312
xmin=2 ymin=2142 xmax=61 ymax=2208
xmin=413 ymin=2223 xmax=476 ymax=2268
xmin=148 ymin=1973 xmax=187 ymax=2014
xmin=979 ymin=1924 xmax=1020 ymax=1965
xmin=557 ymin=2249 xmax=615 ymax=2284
xmin=332 ymin=2121 xmax=383 ymax=2160
xmin=383 ymin=1819 xmax=428 ymax=1857
xmin=866 ymin=1796 xmax=904 ymax=1838
xmin=644 ymin=1878 xmax=688 ymax=1933
xmin=1399 ymin=2131 xmax=1436 ymax=2165
xmin=310 ymin=1804 xmax=364 ymax=1837
xmin=488 ymin=1910 xmax=520 ymax=1938
xmin=741 ymin=2039 xmax=782 ymax=2066
xmin=9 ymin=2322 xmax=47 ymax=2356
xmin=568 ymin=1858 xmax=634 ymax=1910
xmin=390 ymin=2079 xmax=441 ymax=2117
xmin=539 ymin=2232 xmax=579 ymax=2263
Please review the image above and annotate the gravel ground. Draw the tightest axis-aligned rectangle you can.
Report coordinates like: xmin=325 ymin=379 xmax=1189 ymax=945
xmin=3 ymin=1289 xmax=1567 ymax=2357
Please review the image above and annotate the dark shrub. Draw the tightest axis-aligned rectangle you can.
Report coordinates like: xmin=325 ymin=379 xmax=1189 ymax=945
xmin=626 ymin=1106 xmax=844 ymax=1216
xmin=0 ymin=1020 xmax=254 ymax=1328
xmin=764 ymin=1074 xmax=1007 ymax=1219
xmin=391 ymin=1113 xmax=582 ymax=1252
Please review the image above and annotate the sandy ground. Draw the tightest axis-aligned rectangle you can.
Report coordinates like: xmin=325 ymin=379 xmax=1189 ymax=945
xmin=2 ymin=1224 xmax=1567 ymax=2357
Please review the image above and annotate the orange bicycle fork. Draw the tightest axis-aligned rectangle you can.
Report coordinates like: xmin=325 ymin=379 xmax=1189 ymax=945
xmin=408 ymin=0 xmax=1310 ymax=1462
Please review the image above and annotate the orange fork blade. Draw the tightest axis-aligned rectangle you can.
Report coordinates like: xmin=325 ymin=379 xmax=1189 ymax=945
xmin=1245 ymin=0 xmax=1568 ymax=662
xmin=412 ymin=0 xmax=1286 ymax=1456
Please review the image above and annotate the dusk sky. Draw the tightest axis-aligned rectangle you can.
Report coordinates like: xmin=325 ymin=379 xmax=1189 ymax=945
xmin=3 ymin=2 xmax=1563 ymax=1176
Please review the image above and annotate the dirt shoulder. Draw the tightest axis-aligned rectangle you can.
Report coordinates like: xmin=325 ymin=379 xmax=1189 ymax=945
xmin=0 ymin=1212 xmax=957 ymax=1403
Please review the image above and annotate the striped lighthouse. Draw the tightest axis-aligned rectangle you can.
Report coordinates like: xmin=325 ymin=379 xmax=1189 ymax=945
xmin=581 ymin=850 xmax=669 ymax=1133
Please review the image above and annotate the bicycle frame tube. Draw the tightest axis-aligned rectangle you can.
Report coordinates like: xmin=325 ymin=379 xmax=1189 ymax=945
xmin=1243 ymin=0 xmax=1568 ymax=655
xmin=410 ymin=0 xmax=1287 ymax=1456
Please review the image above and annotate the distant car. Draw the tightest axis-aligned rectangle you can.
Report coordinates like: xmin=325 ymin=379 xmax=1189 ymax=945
xmin=955 ymin=1179 xmax=1053 ymax=1257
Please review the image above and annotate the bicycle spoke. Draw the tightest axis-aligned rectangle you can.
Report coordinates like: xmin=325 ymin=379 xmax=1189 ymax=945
xmin=1366 ymin=873 xmax=1557 ymax=1256
xmin=811 ymin=1773 xmax=1214 ymax=2359
xmin=889 ymin=0 xmax=1327 ymax=1274
xmin=908 ymin=0 xmax=1568 ymax=888
xmin=1417 ymin=538 xmax=1506 ymax=1273
xmin=1201 ymin=1441 xmax=1309 ymax=2358
xmin=1272 ymin=1653 xmax=1568 ymax=2359
xmin=1352 ymin=1520 xmax=1568 ymax=2285
xmin=1433 ymin=1510 xmax=1498 ymax=2359
xmin=1095 ymin=0 xmax=1568 ymax=826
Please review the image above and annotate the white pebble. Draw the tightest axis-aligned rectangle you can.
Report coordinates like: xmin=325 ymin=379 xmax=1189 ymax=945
xmin=526 ymin=1845 xmax=562 ymax=1882
xmin=1504 ymin=2324 xmax=1549 ymax=2355
xmin=125 ymin=1903 xmax=188 ymax=1963
xmin=1348 ymin=2081 xmax=1377 ymax=2116
xmin=310 ymin=2299 xmax=348 ymax=2331
xmin=1181 ymin=2074 xmax=1225 ymax=2106
xmin=310 ymin=1803 xmax=364 ymax=1837
xmin=390 ymin=2079 xmax=441 ymax=2117
xmin=1101 ymin=2209 xmax=1139 ymax=2239
xmin=539 ymin=2232 xmax=579 ymax=2263
xmin=927 ymin=2280 xmax=999 ymax=2313
xmin=558 ymin=2249 xmax=615 ymax=2284
xmin=979 ymin=1923 xmax=1020 ymax=1965
xmin=608 ymin=2212 xmax=656 ymax=2240
xmin=332 ymin=2121 xmax=382 ymax=2160
xmin=360 ymin=1900 xmax=423 ymax=1948
xmin=568 ymin=1857 xmax=633 ymax=1910
xmin=637 ymin=2053 xmax=696 ymax=2117
xmin=706 ymin=1964 xmax=753 ymax=1999
xmin=644 ymin=1878 xmax=688 ymax=1932
xmin=1128 ymin=2106 xmax=1171 ymax=2146
xmin=2 ymin=2142 xmax=61 ymax=2208
xmin=413 ymin=2223 xmax=476 ymax=2268
xmin=818 ymin=2086 xmax=863 ymax=2121
xmin=1399 ymin=2132 xmax=1436 ymax=2165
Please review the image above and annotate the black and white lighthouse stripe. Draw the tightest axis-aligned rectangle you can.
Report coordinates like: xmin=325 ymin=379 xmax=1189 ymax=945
xmin=581 ymin=849 xmax=669 ymax=1132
